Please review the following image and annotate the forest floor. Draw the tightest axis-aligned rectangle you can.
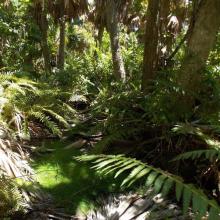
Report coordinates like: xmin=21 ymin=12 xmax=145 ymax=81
xmin=31 ymin=140 xmax=122 ymax=216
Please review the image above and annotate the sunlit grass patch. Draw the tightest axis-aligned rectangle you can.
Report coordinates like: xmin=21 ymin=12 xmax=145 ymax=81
xmin=32 ymin=140 xmax=120 ymax=214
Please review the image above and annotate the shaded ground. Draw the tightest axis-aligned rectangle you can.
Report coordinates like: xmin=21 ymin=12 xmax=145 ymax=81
xmin=31 ymin=140 xmax=121 ymax=215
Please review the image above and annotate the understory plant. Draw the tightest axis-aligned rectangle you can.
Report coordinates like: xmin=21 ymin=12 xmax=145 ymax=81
xmin=75 ymin=153 xmax=220 ymax=219
xmin=74 ymin=114 xmax=220 ymax=219
xmin=0 ymin=176 xmax=23 ymax=219
xmin=0 ymin=74 xmax=77 ymax=138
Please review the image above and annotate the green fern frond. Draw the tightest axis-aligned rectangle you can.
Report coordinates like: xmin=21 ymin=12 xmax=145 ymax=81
xmin=29 ymin=110 xmax=62 ymax=136
xmin=7 ymin=83 xmax=27 ymax=95
xmin=75 ymin=154 xmax=220 ymax=219
xmin=41 ymin=108 xmax=70 ymax=128
xmin=62 ymin=103 xmax=77 ymax=115
xmin=16 ymin=82 xmax=38 ymax=93
xmin=172 ymin=123 xmax=220 ymax=149
xmin=173 ymin=149 xmax=220 ymax=162
xmin=0 ymin=177 xmax=23 ymax=217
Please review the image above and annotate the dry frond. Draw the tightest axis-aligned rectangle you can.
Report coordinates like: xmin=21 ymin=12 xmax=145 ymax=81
xmin=0 ymin=138 xmax=33 ymax=181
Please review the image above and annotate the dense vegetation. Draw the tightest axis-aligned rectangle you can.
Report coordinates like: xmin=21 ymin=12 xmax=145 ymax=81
xmin=1 ymin=0 xmax=220 ymax=219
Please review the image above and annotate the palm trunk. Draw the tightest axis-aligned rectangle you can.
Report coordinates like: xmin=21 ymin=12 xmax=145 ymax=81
xmin=0 ymin=38 xmax=4 ymax=68
xmin=142 ymin=0 xmax=160 ymax=92
xmin=57 ymin=0 xmax=66 ymax=70
xmin=178 ymin=0 xmax=220 ymax=102
xmin=106 ymin=1 xmax=126 ymax=82
xmin=58 ymin=18 xmax=66 ymax=70
xmin=39 ymin=9 xmax=51 ymax=74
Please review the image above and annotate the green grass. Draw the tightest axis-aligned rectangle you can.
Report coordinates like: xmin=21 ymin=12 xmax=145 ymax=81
xmin=31 ymin=140 xmax=120 ymax=215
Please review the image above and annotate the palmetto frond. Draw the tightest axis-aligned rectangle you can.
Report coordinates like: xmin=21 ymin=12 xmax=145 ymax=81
xmin=50 ymin=0 xmax=88 ymax=21
xmin=90 ymin=0 xmax=132 ymax=29
xmin=0 ymin=138 xmax=33 ymax=180
xmin=0 ymin=75 xmax=75 ymax=137
xmin=75 ymin=154 xmax=220 ymax=219
xmin=33 ymin=0 xmax=88 ymax=23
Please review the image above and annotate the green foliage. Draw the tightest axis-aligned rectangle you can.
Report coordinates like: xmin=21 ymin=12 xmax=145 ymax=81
xmin=2 ymin=1 xmax=220 ymax=218
xmin=121 ymin=31 xmax=143 ymax=82
xmin=75 ymin=154 xmax=220 ymax=219
xmin=0 ymin=74 xmax=75 ymax=137
xmin=33 ymin=141 xmax=122 ymax=214
xmin=173 ymin=149 xmax=220 ymax=162
xmin=0 ymin=176 xmax=23 ymax=218
xmin=89 ymin=84 xmax=146 ymax=151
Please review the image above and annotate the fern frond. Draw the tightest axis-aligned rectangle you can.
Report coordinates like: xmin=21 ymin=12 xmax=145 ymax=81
xmin=41 ymin=108 xmax=70 ymax=128
xmin=173 ymin=149 xmax=220 ymax=162
xmin=29 ymin=110 xmax=62 ymax=136
xmin=62 ymin=103 xmax=77 ymax=115
xmin=75 ymin=154 xmax=220 ymax=219
xmin=0 ymin=177 xmax=22 ymax=217
xmin=172 ymin=123 xmax=220 ymax=149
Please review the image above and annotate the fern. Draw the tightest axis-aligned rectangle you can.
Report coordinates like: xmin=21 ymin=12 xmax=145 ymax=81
xmin=0 ymin=75 xmax=76 ymax=137
xmin=42 ymin=108 xmax=69 ymax=128
xmin=29 ymin=110 xmax=62 ymax=136
xmin=75 ymin=154 xmax=220 ymax=219
xmin=0 ymin=176 xmax=23 ymax=217
xmin=173 ymin=149 xmax=220 ymax=162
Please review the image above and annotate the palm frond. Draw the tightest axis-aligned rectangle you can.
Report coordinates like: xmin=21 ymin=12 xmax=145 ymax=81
xmin=0 ymin=139 xmax=33 ymax=180
xmin=75 ymin=154 xmax=220 ymax=219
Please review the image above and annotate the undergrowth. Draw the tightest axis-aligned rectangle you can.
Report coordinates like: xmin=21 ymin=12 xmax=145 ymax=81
xmin=75 ymin=154 xmax=220 ymax=219
xmin=32 ymin=140 xmax=123 ymax=214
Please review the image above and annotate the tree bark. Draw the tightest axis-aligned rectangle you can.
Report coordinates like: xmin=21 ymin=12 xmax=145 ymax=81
xmin=0 ymin=38 xmax=4 ymax=68
xmin=58 ymin=0 xmax=65 ymax=71
xmin=142 ymin=0 xmax=160 ymax=92
xmin=159 ymin=0 xmax=172 ymax=66
xmin=178 ymin=0 xmax=220 ymax=98
xmin=39 ymin=9 xmax=51 ymax=74
xmin=106 ymin=1 xmax=126 ymax=82
xmin=58 ymin=18 xmax=66 ymax=70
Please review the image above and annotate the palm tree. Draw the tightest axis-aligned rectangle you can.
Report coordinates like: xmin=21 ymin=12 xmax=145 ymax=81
xmin=32 ymin=0 xmax=88 ymax=71
xmin=142 ymin=0 xmax=160 ymax=92
xmin=48 ymin=0 xmax=88 ymax=70
xmin=32 ymin=0 xmax=52 ymax=73
xmin=142 ymin=0 xmax=189 ymax=92
xmin=92 ymin=0 xmax=131 ymax=82
xmin=178 ymin=0 xmax=220 ymax=108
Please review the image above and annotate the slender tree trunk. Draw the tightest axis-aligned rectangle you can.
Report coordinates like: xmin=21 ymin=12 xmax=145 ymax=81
xmin=0 ymin=38 xmax=4 ymax=68
xmin=106 ymin=1 xmax=126 ymax=82
xmin=160 ymin=0 xmax=170 ymax=46
xmin=142 ymin=0 xmax=160 ymax=92
xmin=57 ymin=0 xmax=65 ymax=71
xmin=39 ymin=9 xmax=51 ymax=74
xmin=159 ymin=0 xmax=171 ymax=64
xmin=58 ymin=18 xmax=66 ymax=70
xmin=178 ymin=0 xmax=220 ymax=99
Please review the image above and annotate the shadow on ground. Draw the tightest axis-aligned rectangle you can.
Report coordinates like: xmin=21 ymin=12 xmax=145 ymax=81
xmin=31 ymin=140 xmax=121 ymax=215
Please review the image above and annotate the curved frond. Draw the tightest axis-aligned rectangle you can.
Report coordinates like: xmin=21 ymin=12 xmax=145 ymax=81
xmin=173 ymin=149 xmax=220 ymax=162
xmin=75 ymin=154 xmax=220 ymax=219
xmin=29 ymin=110 xmax=62 ymax=136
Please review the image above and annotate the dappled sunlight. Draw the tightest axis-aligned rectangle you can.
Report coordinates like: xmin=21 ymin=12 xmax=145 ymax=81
xmin=32 ymin=141 xmax=121 ymax=214
xmin=1 ymin=0 xmax=220 ymax=219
